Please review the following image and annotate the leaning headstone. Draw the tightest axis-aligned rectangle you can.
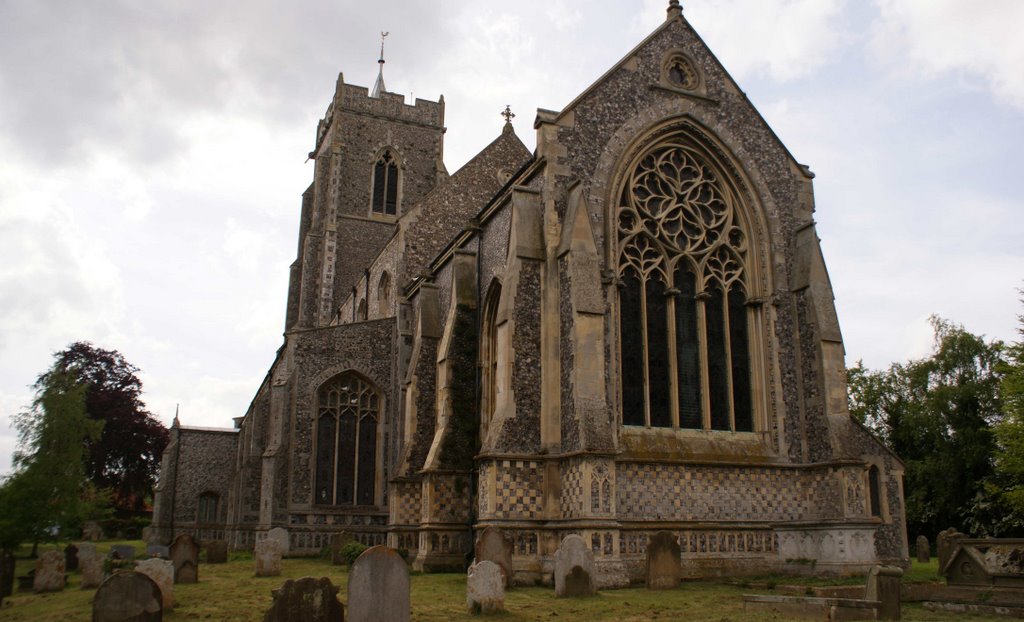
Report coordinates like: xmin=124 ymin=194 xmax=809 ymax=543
xmin=169 ymin=534 xmax=199 ymax=584
xmin=82 ymin=521 xmax=103 ymax=542
xmin=205 ymin=540 xmax=228 ymax=564
xmin=1 ymin=548 xmax=15 ymax=604
xmin=347 ymin=545 xmax=409 ymax=622
xmin=92 ymin=571 xmax=163 ymax=621
xmin=866 ymin=565 xmax=904 ymax=621
xmin=267 ymin=528 xmax=290 ymax=557
xmin=33 ymin=550 xmax=65 ymax=593
xmin=554 ymin=535 xmax=596 ymax=597
xmin=146 ymin=544 xmax=169 ymax=559
xmin=646 ymin=531 xmax=681 ymax=590
xmin=330 ymin=532 xmax=354 ymax=566
xmin=255 ymin=539 xmax=283 ymax=577
xmin=262 ymin=576 xmax=344 ymax=622
xmin=112 ymin=544 xmax=137 ymax=562
xmin=474 ymin=526 xmax=513 ymax=588
xmin=135 ymin=558 xmax=174 ymax=609
xmin=466 ymin=561 xmax=504 ymax=614
xmin=916 ymin=535 xmax=930 ymax=563
xmin=65 ymin=543 xmax=79 ymax=572
xmin=79 ymin=542 xmax=103 ymax=588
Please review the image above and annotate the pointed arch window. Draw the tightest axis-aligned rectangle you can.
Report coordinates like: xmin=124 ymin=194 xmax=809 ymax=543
xmin=314 ymin=373 xmax=380 ymax=506
xmin=371 ymin=151 xmax=399 ymax=216
xmin=616 ymin=133 xmax=755 ymax=432
xmin=377 ymin=271 xmax=391 ymax=315
xmin=480 ymin=281 xmax=502 ymax=440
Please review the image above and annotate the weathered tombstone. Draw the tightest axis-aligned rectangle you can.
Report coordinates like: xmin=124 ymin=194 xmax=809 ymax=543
xmin=262 ymin=576 xmax=344 ymax=622
xmin=135 ymin=558 xmax=174 ymax=609
xmin=937 ymin=528 xmax=963 ymax=575
xmin=866 ymin=565 xmax=903 ymax=621
xmin=205 ymin=540 xmax=228 ymax=564
xmin=255 ymin=539 xmax=283 ymax=577
xmin=79 ymin=542 xmax=103 ymax=588
xmin=646 ymin=531 xmax=681 ymax=590
xmin=33 ymin=550 xmax=65 ymax=593
xmin=474 ymin=526 xmax=513 ymax=588
xmin=82 ymin=521 xmax=103 ymax=542
xmin=554 ymin=534 xmax=596 ymax=597
xmin=267 ymin=528 xmax=290 ymax=557
xmin=330 ymin=532 xmax=354 ymax=566
xmin=145 ymin=544 xmax=169 ymax=559
xmin=0 ymin=548 xmax=14 ymax=604
xmin=92 ymin=571 xmax=163 ymax=621
xmin=65 ymin=543 xmax=80 ymax=572
xmin=916 ymin=535 xmax=930 ymax=563
xmin=466 ymin=561 xmax=504 ymax=614
xmin=111 ymin=544 xmax=136 ymax=562
xmin=347 ymin=546 xmax=410 ymax=622
xmin=169 ymin=534 xmax=199 ymax=584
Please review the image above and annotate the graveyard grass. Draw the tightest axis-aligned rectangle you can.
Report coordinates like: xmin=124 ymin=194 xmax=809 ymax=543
xmin=0 ymin=543 xmax=1003 ymax=621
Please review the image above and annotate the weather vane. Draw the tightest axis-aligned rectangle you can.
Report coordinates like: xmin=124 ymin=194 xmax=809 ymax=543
xmin=380 ymin=31 xmax=389 ymax=60
xmin=501 ymin=105 xmax=515 ymax=124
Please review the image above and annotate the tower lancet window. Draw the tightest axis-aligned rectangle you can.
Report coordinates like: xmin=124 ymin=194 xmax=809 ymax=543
xmin=616 ymin=132 xmax=754 ymax=432
xmin=371 ymin=151 xmax=399 ymax=216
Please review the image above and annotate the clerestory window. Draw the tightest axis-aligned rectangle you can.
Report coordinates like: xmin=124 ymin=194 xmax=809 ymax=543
xmin=617 ymin=132 xmax=754 ymax=432
xmin=371 ymin=151 xmax=399 ymax=216
xmin=314 ymin=372 xmax=379 ymax=506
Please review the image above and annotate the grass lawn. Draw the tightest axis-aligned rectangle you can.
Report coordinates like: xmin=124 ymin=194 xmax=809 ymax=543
xmin=0 ymin=543 xmax=1004 ymax=621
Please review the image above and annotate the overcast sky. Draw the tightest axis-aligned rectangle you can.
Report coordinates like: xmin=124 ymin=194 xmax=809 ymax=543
xmin=1 ymin=0 xmax=1022 ymax=476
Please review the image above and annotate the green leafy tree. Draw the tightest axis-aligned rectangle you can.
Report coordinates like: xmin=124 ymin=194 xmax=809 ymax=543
xmin=994 ymin=296 xmax=1024 ymax=516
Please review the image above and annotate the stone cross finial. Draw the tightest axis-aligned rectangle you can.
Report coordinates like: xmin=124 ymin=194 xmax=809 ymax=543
xmin=501 ymin=105 xmax=515 ymax=124
xmin=667 ymin=0 xmax=682 ymax=19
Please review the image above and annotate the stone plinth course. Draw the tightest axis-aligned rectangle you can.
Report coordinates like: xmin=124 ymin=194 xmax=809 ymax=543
xmin=255 ymin=539 xmax=284 ymax=577
xmin=79 ymin=542 xmax=103 ymax=588
xmin=262 ymin=576 xmax=344 ymax=621
xmin=466 ymin=561 xmax=504 ymax=614
xmin=135 ymin=558 xmax=174 ymax=609
xmin=474 ymin=527 xmax=513 ymax=588
xmin=267 ymin=528 xmax=290 ymax=557
xmin=347 ymin=545 xmax=409 ymax=622
xmin=554 ymin=535 xmax=595 ymax=598
xmin=92 ymin=571 xmax=163 ymax=621
xmin=646 ymin=530 xmax=681 ymax=590
xmin=169 ymin=534 xmax=199 ymax=584
xmin=916 ymin=535 xmax=930 ymax=563
xmin=33 ymin=550 xmax=65 ymax=593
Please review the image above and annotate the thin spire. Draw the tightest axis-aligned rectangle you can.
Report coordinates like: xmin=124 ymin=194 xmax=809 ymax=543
xmin=371 ymin=31 xmax=389 ymax=98
xmin=172 ymin=403 xmax=180 ymax=428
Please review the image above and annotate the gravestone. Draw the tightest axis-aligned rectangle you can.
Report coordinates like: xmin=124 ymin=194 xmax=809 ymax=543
xmin=141 ymin=527 xmax=156 ymax=544
xmin=262 ymin=576 xmax=344 ymax=622
xmin=169 ymin=534 xmax=199 ymax=584
xmin=937 ymin=528 xmax=964 ymax=574
xmin=135 ymin=558 xmax=174 ymax=609
xmin=79 ymin=542 xmax=103 ymax=588
xmin=466 ymin=561 xmax=504 ymax=614
xmin=146 ymin=544 xmax=169 ymax=559
xmin=65 ymin=543 xmax=79 ymax=572
xmin=92 ymin=571 xmax=163 ymax=621
xmin=1 ymin=548 xmax=14 ymax=605
xmin=347 ymin=546 xmax=410 ymax=622
xmin=330 ymin=532 xmax=354 ymax=566
xmin=82 ymin=521 xmax=103 ymax=542
xmin=866 ymin=565 xmax=903 ymax=621
xmin=474 ymin=526 xmax=513 ymax=588
xmin=255 ymin=539 xmax=283 ymax=577
xmin=916 ymin=535 xmax=930 ymax=563
xmin=111 ymin=545 xmax=136 ymax=562
xmin=646 ymin=531 xmax=681 ymax=590
xmin=267 ymin=528 xmax=290 ymax=557
xmin=554 ymin=534 xmax=596 ymax=597
xmin=33 ymin=550 xmax=65 ymax=593
xmin=206 ymin=540 xmax=228 ymax=564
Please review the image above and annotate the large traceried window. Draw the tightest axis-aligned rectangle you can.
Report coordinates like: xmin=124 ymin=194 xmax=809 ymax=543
xmin=371 ymin=150 xmax=399 ymax=216
xmin=617 ymin=131 xmax=755 ymax=432
xmin=314 ymin=373 xmax=380 ymax=506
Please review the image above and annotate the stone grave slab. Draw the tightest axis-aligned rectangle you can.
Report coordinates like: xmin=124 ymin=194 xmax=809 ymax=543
xmin=255 ymin=539 xmax=283 ymax=577
xmin=205 ymin=540 xmax=228 ymax=564
xmin=33 ymin=550 xmax=65 ymax=593
xmin=79 ymin=542 xmax=103 ymax=588
xmin=146 ymin=544 xmax=169 ymax=559
xmin=916 ymin=536 xmax=929 ymax=563
xmin=347 ymin=545 xmax=409 ymax=622
xmin=474 ymin=526 xmax=513 ymax=588
xmin=93 ymin=571 xmax=163 ymax=621
xmin=262 ymin=576 xmax=344 ymax=622
xmin=169 ymin=534 xmax=199 ymax=584
xmin=554 ymin=534 xmax=595 ymax=597
xmin=267 ymin=528 xmax=290 ymax=557
xmin=136 ymin=558 xmax=174 ymax=609
xmin=866 ymin=565 xmax=903 ymax=621
xmin=82 ymin=521 xmax=103 ymax=541
xmin=467 ymin=561 xmax=504 ymax=614
xmin=646 ymin=530 xmax=681 ymax=590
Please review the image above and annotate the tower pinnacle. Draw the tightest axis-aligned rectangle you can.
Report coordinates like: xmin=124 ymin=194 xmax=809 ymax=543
xmin=667 ymin=0 xmax=682 ymax=20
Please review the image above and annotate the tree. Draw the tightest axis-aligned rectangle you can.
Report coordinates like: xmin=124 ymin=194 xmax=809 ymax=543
xmin=39 ymin=342 xmax=169 ymax=512
xmin=1 ymin=371 xmax=107 ymax=552
xmin=994 ymin=294 xmax=1024 ymax=516
xmin=848 ymin=316 xmax=1005 ymax=538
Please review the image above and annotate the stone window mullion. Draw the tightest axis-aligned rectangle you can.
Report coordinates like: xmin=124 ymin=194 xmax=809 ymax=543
xmin=696 ymin=292 xmax=712 ymax=429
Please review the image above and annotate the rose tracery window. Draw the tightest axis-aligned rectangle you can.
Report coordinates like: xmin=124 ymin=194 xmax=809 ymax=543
xmin=314 ymin=373 xmax=379 ymax=506
xmin=617 ymin=135 xmax=754 ymax=432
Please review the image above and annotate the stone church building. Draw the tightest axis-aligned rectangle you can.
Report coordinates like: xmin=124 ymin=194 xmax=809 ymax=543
xmin=151 ymin=2 xmax=909 ymax=582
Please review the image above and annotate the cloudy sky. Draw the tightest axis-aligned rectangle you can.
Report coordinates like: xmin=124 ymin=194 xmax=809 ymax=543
xmin=1 ymin=0 xmax=1022 ymax=475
